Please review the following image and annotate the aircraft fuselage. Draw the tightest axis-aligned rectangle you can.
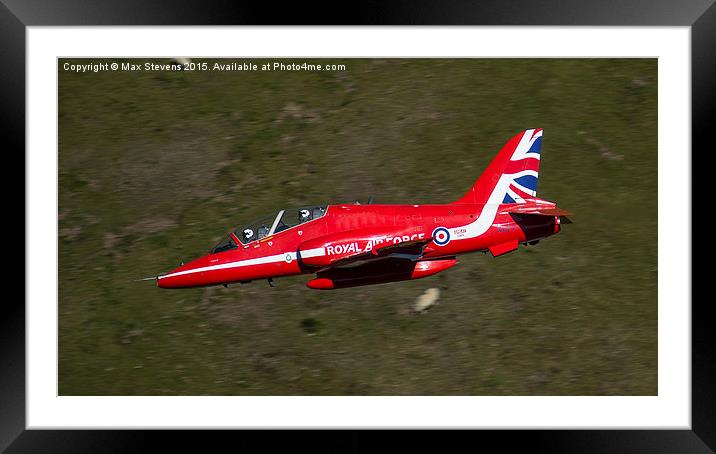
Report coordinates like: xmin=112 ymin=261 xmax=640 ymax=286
xmin=157 ymin=202 xmax=560 ymax=289
xmin=155 ymin=128 xmax=569 ymax=290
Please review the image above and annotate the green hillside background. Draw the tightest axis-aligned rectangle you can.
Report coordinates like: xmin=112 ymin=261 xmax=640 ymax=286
xmin=59 ymin=58 xmax=657 ymax=395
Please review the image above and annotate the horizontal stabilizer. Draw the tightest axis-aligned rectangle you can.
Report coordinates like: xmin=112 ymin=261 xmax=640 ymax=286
xmin=499 ymin=197 xmax=571 ymax=217
xmin=535 ymin=207 xmax=572 ymax=216
xmin=502 ymin=206 xmax=573 ymax=216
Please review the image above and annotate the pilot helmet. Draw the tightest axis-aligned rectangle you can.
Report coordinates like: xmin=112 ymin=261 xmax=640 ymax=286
xmin=300 ymin=209 xmax=310 ymax=219
xmin=243 ymin=228 xmax=254 ymax=239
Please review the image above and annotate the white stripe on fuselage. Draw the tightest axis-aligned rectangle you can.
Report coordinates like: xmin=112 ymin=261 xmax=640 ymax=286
xmin=158 ymin=247 xmax=326 ymax=279
xmin=449 ymin=164 xmax=539 ymax=241
xmin=449 ymin=176 xmax=508 ymax=240
xmin=298 ymin=247 xmax=326 ymax=259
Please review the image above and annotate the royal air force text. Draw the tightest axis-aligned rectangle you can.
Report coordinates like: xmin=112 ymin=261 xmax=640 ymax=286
xmin=325 ymin=233 xmax=426 ymax=256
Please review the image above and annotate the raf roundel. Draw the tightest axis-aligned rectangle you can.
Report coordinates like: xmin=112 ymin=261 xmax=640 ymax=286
xmin=432 ymin=227 xmax=451 ymax=246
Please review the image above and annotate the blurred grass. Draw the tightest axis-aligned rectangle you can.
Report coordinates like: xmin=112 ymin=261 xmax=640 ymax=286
xmin=58 ymin=58 xmax=657 ymax=395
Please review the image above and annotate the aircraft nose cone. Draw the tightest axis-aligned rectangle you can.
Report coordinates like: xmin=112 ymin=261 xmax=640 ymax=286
xmin=157 ymin=271 xmax=180 ymax=288
xmin=156 ymin=262 xmax=192 ymax=289
xmin=156 ymin=275 xmax=170 ymax=288
xmin=156 ymin=255 xmax=212 ymax=289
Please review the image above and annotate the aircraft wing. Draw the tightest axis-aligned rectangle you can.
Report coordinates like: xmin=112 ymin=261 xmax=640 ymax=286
xmin=327 ymin=237 xmax=433 ymax=268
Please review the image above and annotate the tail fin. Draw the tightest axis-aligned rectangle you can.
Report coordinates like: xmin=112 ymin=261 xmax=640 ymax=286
xmin=453 ymin=128 xmax=543 ymax=205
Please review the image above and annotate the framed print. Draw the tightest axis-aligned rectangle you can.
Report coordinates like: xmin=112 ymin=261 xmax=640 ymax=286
xmin=6 ymin=0 xmax=712 ymax=451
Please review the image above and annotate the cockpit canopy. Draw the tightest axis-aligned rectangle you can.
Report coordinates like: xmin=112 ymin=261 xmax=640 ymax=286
xmin=210 ymin=205 xmax=327 ymax=253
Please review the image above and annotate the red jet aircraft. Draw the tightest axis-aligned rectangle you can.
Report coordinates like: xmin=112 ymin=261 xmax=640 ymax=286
xmin=154 ymin=128 xmax=570 ymax=290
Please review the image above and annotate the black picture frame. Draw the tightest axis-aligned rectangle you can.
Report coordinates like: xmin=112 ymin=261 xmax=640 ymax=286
xmin=5 ymin=1 xmax=711 ymax=451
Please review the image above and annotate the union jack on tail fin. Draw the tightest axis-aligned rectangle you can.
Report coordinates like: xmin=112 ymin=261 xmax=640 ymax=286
xmin=453 ymin=128 xmax=543 ymax=205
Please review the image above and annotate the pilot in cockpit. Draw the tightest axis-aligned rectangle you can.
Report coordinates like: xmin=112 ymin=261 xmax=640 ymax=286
xmin=257 ymin=225 xmax=269 ymax=239
xmin=242 ymin=228 xmax=254 ymax=242
xmin=299 ymin=209 xmax=312 ymax=223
